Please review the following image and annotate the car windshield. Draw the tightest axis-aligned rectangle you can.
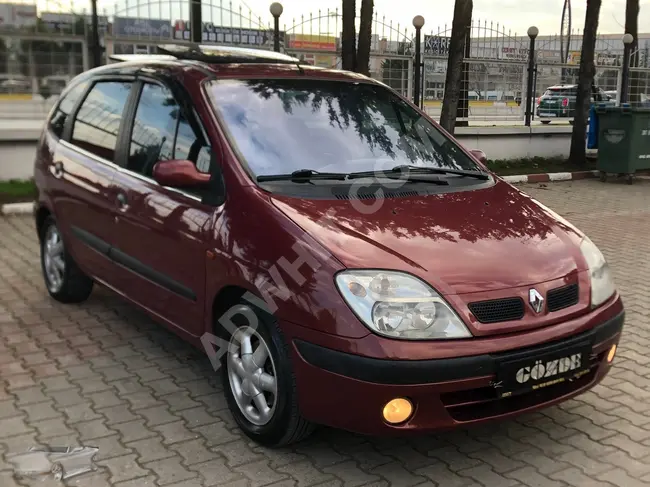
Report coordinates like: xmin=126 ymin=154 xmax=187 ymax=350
xmin=544 ymin=88 xmax=576 ymax=97
xmin=206 ymin=78 xmax=483 ymax=179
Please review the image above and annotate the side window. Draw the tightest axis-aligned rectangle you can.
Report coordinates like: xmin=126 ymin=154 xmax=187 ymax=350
xmin=175 ymin=111 xmax=211 ymax=173
xmin=71 ymin=81 xmax=133 ymax=161
xmin=127 ymin=83 xmax=178 ymax=176
xmin=49 ymin=80 xmax=88 ymax=138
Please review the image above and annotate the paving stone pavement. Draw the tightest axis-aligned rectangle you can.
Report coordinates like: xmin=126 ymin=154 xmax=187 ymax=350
xmin=1 ymin=178 xmax=650 ymax=487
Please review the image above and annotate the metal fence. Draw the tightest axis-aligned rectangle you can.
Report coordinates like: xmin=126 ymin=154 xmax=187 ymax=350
xmin=1 ymin=0 xmax=650 ymax=123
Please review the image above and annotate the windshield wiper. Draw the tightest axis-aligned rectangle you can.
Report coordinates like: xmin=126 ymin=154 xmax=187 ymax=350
xmin=345 ymin=165 xmax=489 ymax=181
xmin=384 ymin=165 xmax=491 ymax=180
xmin=256 ymin=169 xmax=349 ymax=183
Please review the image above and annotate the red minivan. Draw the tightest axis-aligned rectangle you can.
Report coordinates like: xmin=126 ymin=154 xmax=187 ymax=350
xmin=33 ymin=45 xmax=624 ymax=447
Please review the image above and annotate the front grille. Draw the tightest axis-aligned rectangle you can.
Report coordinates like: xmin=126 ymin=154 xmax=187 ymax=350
xmin=440 ymin=350 xmax=603 ymax=422
xmin=547 ymin=283 xmax=580 ymax=312
xmin=468 ymin=297 xmax=525 ymax=324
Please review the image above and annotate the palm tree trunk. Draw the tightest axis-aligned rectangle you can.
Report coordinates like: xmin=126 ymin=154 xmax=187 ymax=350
xmin=439 ymin=0 xmax=473 ymax=134
xmin=356 ymin=0 xmax=374 ymax=76
xmin=341 ymin=0 xmax=357 ymax=72
xmin=569 ymin=0 xmax=601 ymax=164
xmin=625 ymin=0 xmax=640 ymax=104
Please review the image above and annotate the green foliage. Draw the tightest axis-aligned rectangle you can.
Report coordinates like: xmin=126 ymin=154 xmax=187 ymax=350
xmin=486 ymin=156 xmax=596 ymax=176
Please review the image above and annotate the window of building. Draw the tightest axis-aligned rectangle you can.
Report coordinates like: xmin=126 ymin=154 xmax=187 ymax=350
xmin=71 ymin=81 xmax=133 ymax=161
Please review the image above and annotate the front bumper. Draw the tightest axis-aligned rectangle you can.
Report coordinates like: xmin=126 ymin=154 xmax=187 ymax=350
xmin=288 ymin=307 xmax=624 ymax=436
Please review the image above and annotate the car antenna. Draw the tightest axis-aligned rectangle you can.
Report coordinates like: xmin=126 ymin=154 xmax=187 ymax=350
xmin=295 ymin=60 xmax=305 ymax=75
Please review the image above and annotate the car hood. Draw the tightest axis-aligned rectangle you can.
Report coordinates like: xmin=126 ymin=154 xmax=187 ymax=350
xmin=270 ymin=179 xmax=588 ymax=296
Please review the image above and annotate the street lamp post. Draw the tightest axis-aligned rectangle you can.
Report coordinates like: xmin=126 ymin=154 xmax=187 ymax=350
xmin=413 ymin=15 xmax=425 ymax=108
xmin=620 ymin=33 xmax=634 ymax=104
xmin=270 ymin=2 xmax=284 ymax=52
xmin=525 ymin=26 xmax=539 ymax=126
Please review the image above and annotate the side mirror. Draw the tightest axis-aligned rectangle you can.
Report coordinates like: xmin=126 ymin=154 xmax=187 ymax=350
xmin=152 ymin=159 xmax=211 ymax=188
xmin=470 ymin=149 xmax=488 ymax=164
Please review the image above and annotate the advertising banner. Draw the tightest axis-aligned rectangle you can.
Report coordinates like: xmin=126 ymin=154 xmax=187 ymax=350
xmin=40 ymin=12 xmax=109 ymax=33
xmin=173 ymin=20 xmax=284 ymax=47
xmin=0 ymin=3 xmax=37 ymax=29
xmin=113 ymin=17 xmax=172 ymax=38
xmin=288 ymin=33 xmax=337 ymax=51
xmin=568 ymin=51 xmax=581 ymax=65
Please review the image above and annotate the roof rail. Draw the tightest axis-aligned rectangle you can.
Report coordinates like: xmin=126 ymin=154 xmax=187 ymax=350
xmin=108 ymin=54 xmax=177 ymax=63
xmin=156 ymin=44 xmax=301 ymax=65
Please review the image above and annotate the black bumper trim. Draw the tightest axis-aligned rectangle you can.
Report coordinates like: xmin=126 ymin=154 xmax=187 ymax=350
xmin=294 ymin=310 xmax=624 ymax=385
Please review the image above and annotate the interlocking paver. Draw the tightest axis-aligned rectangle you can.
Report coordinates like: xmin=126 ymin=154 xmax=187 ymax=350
xmin=2 ymin=180 xmax=650 ymax=486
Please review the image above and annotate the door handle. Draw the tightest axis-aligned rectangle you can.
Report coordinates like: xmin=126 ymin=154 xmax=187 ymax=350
xmin=53 ymin=161 xmax=64 ymax=178
xmin=116 ymin=193 xmax=128 ymax=210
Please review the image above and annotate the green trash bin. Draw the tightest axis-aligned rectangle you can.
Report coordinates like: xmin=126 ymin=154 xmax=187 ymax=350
xmin=595 ymin=104 xmax=650 ymax=184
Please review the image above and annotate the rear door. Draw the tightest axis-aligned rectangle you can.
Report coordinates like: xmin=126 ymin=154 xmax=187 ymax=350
xmin=108 ymin=77 xmax=217 ymax=337
xmin=49 ymin=77 xmax=136 ymax=283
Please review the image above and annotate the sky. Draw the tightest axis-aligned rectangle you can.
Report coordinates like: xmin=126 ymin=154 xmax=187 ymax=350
xmin=41 ymin=0 xmax=646 ymax=38
xmin=224 ymin=0 xmax=646 ymax=36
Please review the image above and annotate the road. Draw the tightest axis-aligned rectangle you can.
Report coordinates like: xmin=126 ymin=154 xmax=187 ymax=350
xmin=1 ymin=178 xmax=650 ymax=486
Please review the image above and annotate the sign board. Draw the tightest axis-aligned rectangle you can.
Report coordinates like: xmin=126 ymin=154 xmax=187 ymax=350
xmin=113 ymin=17 xmax=172 ymax=38
xmin=40 ymin=12 xmax=109 ymax=33
xmin=424 ymin=35 xmax=450 ymax=55
xmin=596 ymin=52 xmax=620 ymax=66
xmin=501 ymin=47 xmax=528 ymax=61
xmin=0 ymin=3 xmax=37 ymax=28
xmin=568 ymin=51 xmax=581 ymax=65
xmin=173 ymin=21 xmax=283 ymax=47
xmin=288 ymin=33 xmax=337 ymax=51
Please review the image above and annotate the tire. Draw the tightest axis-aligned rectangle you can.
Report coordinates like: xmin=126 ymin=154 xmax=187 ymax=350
xmin=39 ymin=216 xmax=93 ymax=303
xmin=541 ymin=120 xmax=551 ymax=125
xmin=599 ymin=171 xmax=607 ymax=182
xmin=218 ymin=300 xmax=314 ymax=447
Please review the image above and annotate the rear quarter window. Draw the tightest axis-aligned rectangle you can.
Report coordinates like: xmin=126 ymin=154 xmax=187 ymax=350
xmin=48 ymin=80 xmax=89 ymax=139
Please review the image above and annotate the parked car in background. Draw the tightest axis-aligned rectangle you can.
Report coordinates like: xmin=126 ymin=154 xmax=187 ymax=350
xmin=33 ymin=45 xmax=625 ymax=448
xmin=536 ymin=84 xmax=613 ymax=123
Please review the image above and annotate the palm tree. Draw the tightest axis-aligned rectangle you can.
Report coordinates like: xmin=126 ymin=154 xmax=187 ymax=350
xmin=569 ymin=0 xmax=602 ymax=164
xmin=356 ymin=0 xmax=374 ymax=76
xmin=341 ymin=0 xmax=356 ymax=71
xmin=625 ymin=0 xmax=640 ymax=105
xmin=439 ymin=0 xmax=473 ymax=134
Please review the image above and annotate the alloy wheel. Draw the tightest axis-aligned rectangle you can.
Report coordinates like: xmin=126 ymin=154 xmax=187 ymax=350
xmin=43 ymin=225 xmax=65 ymax=293
xmin=227 ymin=326 xmax=278 ymax=426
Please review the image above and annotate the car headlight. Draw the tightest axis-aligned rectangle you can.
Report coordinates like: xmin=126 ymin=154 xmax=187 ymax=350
xmin=579 ymin=236 xmax=616 ymax=307
xmin=335 ymin=270 xmax=472 ymax=340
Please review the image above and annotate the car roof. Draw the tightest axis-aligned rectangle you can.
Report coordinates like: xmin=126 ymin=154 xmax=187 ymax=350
xmin=546 ymin=84 xmax=578 ymax=89
xmin=92 ymin=44 xmax=378 ymax=85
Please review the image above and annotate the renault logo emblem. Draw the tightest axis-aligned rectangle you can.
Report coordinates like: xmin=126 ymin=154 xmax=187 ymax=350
xmin=528 ymin=289 xmax=545 ymax=313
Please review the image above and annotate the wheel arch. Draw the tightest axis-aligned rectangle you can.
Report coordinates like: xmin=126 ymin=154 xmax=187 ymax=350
xmin=35 ymin=204 xmax=52 ymax=241
xmin=210 ymin=284 xmax=272 ymax=335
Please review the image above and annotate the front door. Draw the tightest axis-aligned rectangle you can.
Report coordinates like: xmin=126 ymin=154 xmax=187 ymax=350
xmin=108 ymin=80 xmax=216 ymax=337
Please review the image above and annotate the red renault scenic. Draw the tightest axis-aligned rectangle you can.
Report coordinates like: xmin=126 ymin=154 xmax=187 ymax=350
xmin=33 ymin=45 xmax=624 ymax=447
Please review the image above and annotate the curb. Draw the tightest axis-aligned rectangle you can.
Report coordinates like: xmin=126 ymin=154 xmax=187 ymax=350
xmin=1 ymin=202 xmax=35 ymax=216
xmin=500 ymin=170 xmax=599 ymax=184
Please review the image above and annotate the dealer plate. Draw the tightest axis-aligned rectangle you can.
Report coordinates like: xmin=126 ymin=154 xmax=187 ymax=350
xmin=495 ymin=341 xmax=592 ymax=398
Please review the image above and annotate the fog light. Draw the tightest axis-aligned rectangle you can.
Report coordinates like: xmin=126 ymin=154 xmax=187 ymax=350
xmin=382 ymin=398 xmax=413 ymax=424
xmin=607 ymin=344 xmax=617 ymax=363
